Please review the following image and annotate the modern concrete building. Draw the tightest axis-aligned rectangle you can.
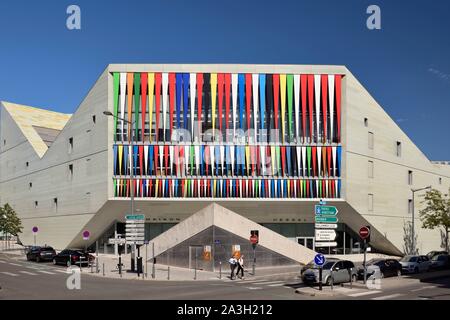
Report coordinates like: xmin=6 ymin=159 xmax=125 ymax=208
xmin=1 ymin=64 xmax=449 ymax=264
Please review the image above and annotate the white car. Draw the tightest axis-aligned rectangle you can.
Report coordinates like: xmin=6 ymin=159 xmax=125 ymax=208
xmin=400 ymin=255 xmax=431 ymax=274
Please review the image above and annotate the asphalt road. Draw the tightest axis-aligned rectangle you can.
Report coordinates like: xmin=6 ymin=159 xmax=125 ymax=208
xmin=1 ymin=252 xmax=449 ymax=300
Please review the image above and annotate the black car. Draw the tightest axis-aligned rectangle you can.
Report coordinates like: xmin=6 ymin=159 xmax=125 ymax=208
xmin=52 ymin=249 xmax=94 ymax=267
xmin=430 ymin=254 xmax=450 ymax=270
xmin=427 ymin=251 xmax=449 ymax=260
xmin=26 ymin=246 xmax=56 ymax=262
xmin=358 ymin=259 xmax=402 ymax=279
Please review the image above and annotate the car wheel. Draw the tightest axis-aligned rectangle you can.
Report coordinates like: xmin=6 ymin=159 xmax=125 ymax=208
xmin=53 ymin=259 xmax=57 ymax=265
xmin=325 ymin=277 xmax=332 ymax=286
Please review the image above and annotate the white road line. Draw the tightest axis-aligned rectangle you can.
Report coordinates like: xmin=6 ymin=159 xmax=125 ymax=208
xmin=245 ymin=287 xmax=263 ymax=290
xmin=236 ymin=280 xmax=273 ymax=284
xmin=258 ymin=281 xmax=286 ymax=286
xmin=348 ymin=290 xmax=382 ymax=297
xmin=372 ymin=293 xmax=403 ymax=300
xmin=411 ymin=286 xmax=437 ymax=292
xmin=38 ymin=270 xmax=56 ymax=275
xmin=0 ymin=272 xmax=18 ymax=277
xmin=268 ymin=283 xmax=289 ymax=287
xmin=52 ymin=269 xmax=69 ymax=273
xmin=19 ymin=271 xmax=38 ymax=276
xmin=8 ymin=263 xmax=22 ymax=266
xmin=0 ymin=260 xmax=7 ymax=263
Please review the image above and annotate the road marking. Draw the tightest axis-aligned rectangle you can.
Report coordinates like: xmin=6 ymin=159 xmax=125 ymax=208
xmin=235 ymin=280 xmax=273 ymax=284
xmin=257 ymin=281 xmax=286 ymax=286
xmin=348 ymin=290 xmax=382 ymax=297
xmin=411 ymin=286 xmax=437 ymax=292
xmin=372 ymin=293 xmax=403 ymax=300
xmin=19 ymin=271 xmax=38 ymax=276
xmin=0 ymin=272 xmax=18 ymax=277
xmin=52 ymin=269 xmax=69 ymax=273
xmin=245 ymin=287 xmax=263 ymax=290
xmin=0 ymin=260 xmax=7 ymax=263
xmin=38 ymin=270 xmax=56 ymax=275
xmin=8 ymin=263 xmax=22 ymax=266
xmin=267 ymin=283 xmax=290 ymax=287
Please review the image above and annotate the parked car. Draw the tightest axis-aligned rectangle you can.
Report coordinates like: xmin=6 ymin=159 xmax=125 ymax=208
xmin=52 ymin=249 xmax=94 ymax=267
xmin=302 ymin=259 xmax=358 ymax=285
xmin=430 ymin=254 xmax=450 ymax=270
xmin=301 ymin=261 xmax=315 ymax=275
xmin=400 ymin=255 xmax=431 ymax=274
xmin=26 ymin=246 xmax=56 ymax=262
xmin=427 ymin=251 xmax=448 ymax=260
xmin=357 ymin=259 xmax=402 ymax=279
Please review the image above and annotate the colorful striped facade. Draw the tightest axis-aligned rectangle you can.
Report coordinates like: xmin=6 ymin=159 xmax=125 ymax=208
xmin=112 ymin=72 xmax=342 ymax=199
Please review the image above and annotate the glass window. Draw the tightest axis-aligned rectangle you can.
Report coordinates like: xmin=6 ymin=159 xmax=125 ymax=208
xmin=368 ymin=194 xmax=374 ymax=211
xmin=368 ymin=161 xmax=374 ymax=178
xmin=368 ymin=132 xmax=374 ymax=150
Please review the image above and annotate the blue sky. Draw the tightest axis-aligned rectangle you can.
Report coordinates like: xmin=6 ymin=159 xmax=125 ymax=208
xmin=0 ymin=0 xmax=449 ymax=159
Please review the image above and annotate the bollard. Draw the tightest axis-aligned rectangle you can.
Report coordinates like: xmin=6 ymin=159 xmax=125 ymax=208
xmin=102 ymin=263 xmax=105 ymax=276
xmin=167 ymin=266 xmax=170 ymax=280
xmin=219 ymin=261 xmax=222 ymax=279
xmin=96 ymin=257 xmax=99 ymax=274
xmin=91 ymin=262 xmax=94 ymax=273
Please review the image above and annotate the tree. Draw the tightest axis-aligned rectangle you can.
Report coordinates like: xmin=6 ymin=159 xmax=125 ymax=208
xmin=0 ymin=204 xmax=23 ymax=249
xmin=419 ymin=189 xmax=450 ymax=252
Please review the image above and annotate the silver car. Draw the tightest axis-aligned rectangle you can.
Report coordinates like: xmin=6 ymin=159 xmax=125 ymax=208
xmin=400 ymin=255 xmax=431 ymax=274
xmin=302 ymin=259 xmax=358 ymax=285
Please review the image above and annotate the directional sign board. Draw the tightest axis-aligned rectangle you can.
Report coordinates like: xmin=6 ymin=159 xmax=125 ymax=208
xmin=314 ymin=253 xmax=326 ymax=266
xmin=315 ymin=216 xmax=339 ymax=223
xmin=315 ymin=223 xmax=338 ymax=229
xmin=108 ymin=238 xmax=127 ymax=245
xmin=125 ymin=214 xmax=145 ymax=245
xmin=315 ymin=242 xmax=338 ymax=247
xmin=315 ymin=205 xmax=338 ymax=216
xmin=315 ymin=229 xmax=337 ymax=241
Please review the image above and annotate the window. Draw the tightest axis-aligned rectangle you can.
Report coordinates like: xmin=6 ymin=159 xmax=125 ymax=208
xmin=26 ymin=162 xmax=29 ymax=167
xmin=92 ymin=115 xmax=96 ymax=124
xmin=396 ymin=141 xmax=402 ymax=157
xmin=29 ymin=182 xmax=32 ymax=189
xmin=69 ymin=137 xmax=74 ymax=153
xmin=364 ymin=118 xmax=369 ymax=127
xmin=34 ymin=201 xmax=38 ymax=208
xmin=69 ymin=164 xmax=74 ymax=180
xmin=368 ymin=194 xmax=374 ymax=212
xmin=368 ymin=161 xmax=374 ymax=178
xmin=3 ymin=139 xmax=6 ymax=146
xmin=368 ymin=132 xmax=374 ymax=150
xmin=408 ymin=199 xmax=413 ymax=214
xmin=53 ymin=198 xmax=58 ymax=211
xmin=439 ymin=177 xmax=442 ymax=185
xmin=408 ymin=170 xmax=413 ymax=185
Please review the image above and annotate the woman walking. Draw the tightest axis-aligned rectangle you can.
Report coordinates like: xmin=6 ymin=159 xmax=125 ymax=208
xmin=229 ymin=255 xmax=237 ymax=280
xmin=236 ymin=255 xmax=245 ymax=279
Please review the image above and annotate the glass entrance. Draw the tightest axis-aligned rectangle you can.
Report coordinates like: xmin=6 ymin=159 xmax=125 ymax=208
xmin=297 ymin=237 xmax=315 ymax=251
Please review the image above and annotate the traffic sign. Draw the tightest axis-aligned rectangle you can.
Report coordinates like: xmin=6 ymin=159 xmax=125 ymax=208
xmin=32 ymin=226 xmax=39 ymax=234
xmin=108 ymin=238 xmax=127 ymax=245
xmin=214 ymin=239 xmax=221 ymax=245
xmin=315 ymin=216 xmax=339 ymax=223
xmin=315 ymin=205 xmax=338 ymax=216
xmin=315 ymin=242 xmax=338 ymax=247
xmin=315 ymin=223 xmax=338 ymax=229
xmin=315 ymin=229 xmax=337 ymax=241
xmin=82 ymin=230 xmax=90 ymax=241
xmin=125 ymin=214 xmax=145 ymax=221
xmin=314 ymin=253 xmax=326 ymax=266
xmin=359 ymin=226 xmax=370 ymax=239
xmin=250 ymin=235 xmax=259 ymax=245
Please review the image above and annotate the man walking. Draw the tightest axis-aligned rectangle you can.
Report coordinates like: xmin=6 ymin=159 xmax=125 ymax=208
xmin=229 ymin=255 xmax=237 ymax=280
xmin=236 ymin=255 xmax=245 ymax=279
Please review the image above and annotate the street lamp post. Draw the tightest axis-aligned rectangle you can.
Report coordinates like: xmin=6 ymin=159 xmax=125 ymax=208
xmin=103 ymin=111 xmax=136 ymax=266
xmin=411 ymin=186 xmax=432 ymax=255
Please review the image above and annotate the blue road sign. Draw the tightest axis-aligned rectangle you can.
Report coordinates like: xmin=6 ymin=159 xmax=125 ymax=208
xmin=314 ymin=253 xmax=326 ymax=266
xmin=214 ymin=239 xmax=221 ymax=245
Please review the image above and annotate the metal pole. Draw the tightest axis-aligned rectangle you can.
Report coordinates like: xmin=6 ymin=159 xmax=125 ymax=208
xmin=343 ymin=231 xmax=346 ymax=255
xmin=145 ymin=243 xmax=148 ymax=278
xmin=96 ymin=241 xmax=99 ymax=273
xmin=34 ymin=234 xmax=36 ymax=246
xmin=103 ymin=263 xmax=105 ymax=276
xmin=363 ymin=239 xmax=367 ymax=285
xmin=219 ymin=261 xmax=222 ymax=279
xmin=252 ymin=246 xmax=256 ymax=276
xmin=167 ymin=266 xmax=170 ymax=280
xmin=152 ymin=242 xmax=155 ymax=279
xmin=412 ymin=190 xmax=415 ymax=255
xmin=319 ymin=267 xmax=322 ymax=291
xmin=194 ymin=253 xmax=197 ymax=280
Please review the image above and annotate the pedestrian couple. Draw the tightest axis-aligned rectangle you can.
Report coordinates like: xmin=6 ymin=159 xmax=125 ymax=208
xmin=229 ymin=254 xmax=244 ymax=280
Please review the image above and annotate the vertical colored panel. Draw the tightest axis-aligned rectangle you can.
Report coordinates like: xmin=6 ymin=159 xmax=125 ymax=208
xmin=312 ymin=146 xmax=317 ymax=177
xmin=337 ymin=146 xmax=342 ymax=177
xmin=301 ymin=75 xmax=307 ymax=142
xmin=280 ymin=74 xmax=286 ymax=143
xmin=120 ymin=73 xmax=127 ymax=141
xmin=118 ymin=145 xmax=123 ymax=175
xmin=182 ymin=73 xmax=190 ymax=131
xmin=134 ymin=73 xmax=141 ymax=141
xmin=321 ymin=75 xmax=328 ymax=143
xmin=314 ymin=75 xmax=321 ymax=143
xmin=287 ymin=74 xmax=294 ymax=142
xmin=155 ymin=73 xmax=162 ymax=141
xmin=273 ymin=74 xmax=280 ymax=135
xmin=196 ymin=73 xmax=204 ymax=140
xmin=252 ymin=74 xmax=259 ymax=143
xmin=113 ymin=73 xmax=120 ymax=141
xmin=139 ymin=146 xmax=144 ymax=176
xmin=225 ymin=74 xmax=231 ymax=131
xmin=169 ymin=73 xmax=176 ymax=138
xmin=335 ymin=75 xmax=342 ymax=142
xmin=141 ymin=73 xmax=148 ymax=143
xmin=176 ymin=73 xmax=182 ymax=130
xmin=126 ymin=73 xmax=134 ymax=142
xmin=307 ymin=146 xmax=312 ymax=176
xmin=203 ymin=74 xmax=211 ymax=136
xmin=238 ymin=74 xmax=245 ymax=130
xmin=259 ymin=75 xmax=266 ymax=137
xmin=162 ymin=73 xmax=169 ymax=141
xmin=328 ymin=75 xmax=335 ymax=143
xmin=232 ymin=74 xmax=238 ymax=137
xmin=113 ymin=145 xmax=118 ymax=175
xmin=211 ymin=73 xmax=217 ymax=135
xmin=148 ymin=73 xmax=155 ymax=142
xmin=322 ymin=146 xmax=327 ymax=176
xmin=317 ymin=147 xmax=322 ymax=177
xmin=266 ymin=75 xmax=273 ymax=141
xmin=307 ymin=75 xmax=314 ymax=142
xmin=218 ymin=74 xmax=224 ymax=133
xmin=190 ymin=73 xmax=196 ymax=139
xmin=294 ymin=74 xmax=300 ymax=141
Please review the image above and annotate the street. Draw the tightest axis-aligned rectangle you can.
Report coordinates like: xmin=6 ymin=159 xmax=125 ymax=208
xmin=1 ymin=252 xmax=449 ymax=300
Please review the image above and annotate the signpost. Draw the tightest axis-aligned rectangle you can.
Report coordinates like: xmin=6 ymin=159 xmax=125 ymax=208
xmin=314 ymin=201 xmax=339 ymax=251
xmin=126 ymin=214 xmax=145 ymax=275
xmin=359 ymin=226 xmax=371 ymax=284
xmin=82 ymin=230 xmax=90 ymax=253
xmin=314 ymin=253 xmax=326 ymax=291
xmin=32 ymin=227 xmax=38 ymax=246
xmin=250 ymin=230 xmax=259 ymax=276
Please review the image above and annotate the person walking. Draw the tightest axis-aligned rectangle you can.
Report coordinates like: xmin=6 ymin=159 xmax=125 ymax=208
xmin=236 ymin=255 xmax=245 ymax=279
xmin=229 ymin=255 xmax=237 ymax=280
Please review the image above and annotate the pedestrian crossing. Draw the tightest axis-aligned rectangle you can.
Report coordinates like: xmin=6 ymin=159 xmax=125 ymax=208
xmin=220 ymin=277 xmax=295 ymax=289
xmin=0 ymin=260 xmax=77 ymax=278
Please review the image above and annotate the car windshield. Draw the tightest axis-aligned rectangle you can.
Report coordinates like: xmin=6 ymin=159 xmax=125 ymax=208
xmin=321 ymin=261 xmax=337 ymax=270
xmin=41 ymin=247 xmax=54 ymax=251
xmin=401 ymin=256 xmax=417 ymax=262
xmin=436 ymin=256 xmax=447 ymax=261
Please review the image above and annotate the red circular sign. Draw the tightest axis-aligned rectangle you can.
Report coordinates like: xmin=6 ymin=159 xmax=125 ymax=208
xmin=359 ymin=227 xmax=370 ymax=239
xmin=250 ymin=235 xmax=259 ymax=244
